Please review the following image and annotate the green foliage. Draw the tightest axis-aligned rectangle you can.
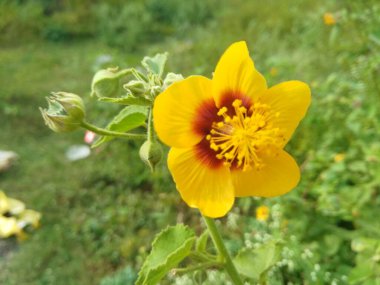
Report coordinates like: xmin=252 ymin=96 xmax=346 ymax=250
xmin=100 ymin=266 xmax=137 ymax=285
xmin=92 ymin=106 xmax=147 ymax=147
xmin=141 ymin=53 xmax=168 ymax=78
xmin=234 ymin=240 xmax=282 ymax=280
xmin=1 ymin=0 xmax=380 ymax=284
xmin=93 ymin=2 xmax=151 ymax=50
xmin=98 ymin=95 xmax=151 ymax=106
xmin=136 ymin=225 xmax=195 ymax=285
xmin=195 ymin=230 xmax=209 ymax=253
xmin=0 ymin=0 xmax=216 ymax=48
xmin=350 ymin=238 xmax=380 ymax=284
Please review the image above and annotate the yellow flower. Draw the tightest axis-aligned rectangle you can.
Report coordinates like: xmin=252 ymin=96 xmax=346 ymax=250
xmin=323 ymin=13 xmax=336 ymax=26
xmin=0 ymin=216 xmax=20 ymax=238
xmin=334 ymin=153 xmax=345 ymax=163
xmin=256 ymin=206 xmax=270 ymax=222
xmin=153 ymin=41 xmax=311 ymax=218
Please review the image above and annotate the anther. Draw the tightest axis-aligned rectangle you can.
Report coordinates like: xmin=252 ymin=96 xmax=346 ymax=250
xmin=239 ymin=106 xmax=247 ymax=113
xmin=217 ymin=107 xmax=228 ymax=116
xmin=232 ymin=99 xmax=242 ymax=107
xmin=210 ymin=143 xmax=219 ymax=151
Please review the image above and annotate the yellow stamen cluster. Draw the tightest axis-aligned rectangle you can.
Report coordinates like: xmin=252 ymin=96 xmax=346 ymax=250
xmin=206 ymin=99 xmax=285 ymax=171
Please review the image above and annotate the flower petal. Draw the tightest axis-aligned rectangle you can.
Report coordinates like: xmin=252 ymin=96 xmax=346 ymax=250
xmin=153 ymin=75 xmax=213 ymax=148
xmin=168 ymin=147 xmax=235 ymax=218
xmin=212 ymin=41 xmax=267 ymax=107
xmin=232 ymin=150 xmax=300 ymax=197
xmin=260 ymin=80 xmax=311 ymax=146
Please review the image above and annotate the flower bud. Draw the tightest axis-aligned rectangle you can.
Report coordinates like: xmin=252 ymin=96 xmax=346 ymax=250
xmin=123 ymin=80 xmax=147 ymax=97
xmin=53 ymin=92 xmax=85 ymax=120
xmin=91 ymin=67 xmax=129 ymax=98
xmin=40 ymin=92 xmax=85 ymax=133
xmin=139 ymin=140 xmax=163 ymax=172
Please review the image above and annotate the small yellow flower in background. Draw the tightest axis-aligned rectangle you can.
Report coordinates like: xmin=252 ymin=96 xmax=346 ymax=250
xmin=153 ymin=41 xmax=311 ymax=218
xmin=269 ymin=67 xmax=278 ymax=77
xmin=0 ymin=216 xmax=20 ymax=238
xmin=256 ymin=206 xmax=270 ymax=222
xmin=323 ymin=13 xmax=336 ymax=26
xmin=334 ymin=153 xmax=345 ymax=163
xmin=0 ymin=190 xmax=41 ymax=239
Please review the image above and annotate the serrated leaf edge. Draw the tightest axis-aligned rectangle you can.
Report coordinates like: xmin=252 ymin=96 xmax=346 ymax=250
xmin=136 ymin=224 xmax=195 ymax=285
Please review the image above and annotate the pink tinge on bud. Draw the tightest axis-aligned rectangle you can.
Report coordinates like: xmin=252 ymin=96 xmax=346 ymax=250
xmin=84 ymin=131 xmax=96 ymax=144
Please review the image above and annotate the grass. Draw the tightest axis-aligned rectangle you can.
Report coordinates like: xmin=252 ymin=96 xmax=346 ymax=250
xmin=1 ymin=0 xmax=380 ymax=284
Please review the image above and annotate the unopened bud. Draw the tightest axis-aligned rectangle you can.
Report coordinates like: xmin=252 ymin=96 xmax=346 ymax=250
xmin=139 ymin=140 xmax=163 ymax=172
xmin=91 ymin=67 xmax=130 ymax=98
xmin=40 ymin=92 xmax=85 ymax=133
xmin=123 ymin=80 xmax=146 ymax=97
xmin=53 ymin=92 xmax=85 ymax=119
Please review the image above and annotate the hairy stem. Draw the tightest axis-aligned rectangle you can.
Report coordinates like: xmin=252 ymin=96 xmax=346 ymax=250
xmin=202 ymin=216 xmax=244 ymax=285
xmin=81 ymin=121 xmax=146 ymax=139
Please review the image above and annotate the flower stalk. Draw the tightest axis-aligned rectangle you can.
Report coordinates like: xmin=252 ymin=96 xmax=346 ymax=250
xmin=80 ymin=120 xmax=146 ymax=139
xmin=202 ymin=215 xmax=244 ymax=285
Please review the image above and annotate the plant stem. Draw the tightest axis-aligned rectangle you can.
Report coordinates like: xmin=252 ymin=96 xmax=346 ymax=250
xmin=259 ymin=272 xmax=268 ymax=285
xmin=80 ymin=121 xmax=146 ymax=139
xmin=147 ymin=108 xmax=154 ymax=142
xmin=202 ymin=216 xmax=244 ymax=285
xmin=173 ymin=261 xmax=221 ymax=275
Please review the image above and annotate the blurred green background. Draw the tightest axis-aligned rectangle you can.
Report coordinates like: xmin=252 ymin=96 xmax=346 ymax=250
xmin=1 ymin=0 xmax=380 ymax=284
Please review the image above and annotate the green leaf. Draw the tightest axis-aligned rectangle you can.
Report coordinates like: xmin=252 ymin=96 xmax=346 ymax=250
xmin=92 ymin=106 xmax=147 ymax=148
xmin=349 ymin=262 xmax=374 ymax=284
xmin=162 ymin=73 xmax=184 ymax=90
xmin=141 ymin=53 xmax=168 ymax=77
xmin=98 ymin=95 xmax=151 ymax=106
xmin=91 ymin=68 xmax=131 ymax=98
xmin=195 ymin=230 xmax=209 ymax=253
xmin=233 ymin=240 xmax=281 ymax=280
xmin=352 ymin=237 xmax=379 ymax=253
xmin=136 ymin=224 xmax=196 ymax=285
xmin=324 ymin=234 xmax=342 ymax=256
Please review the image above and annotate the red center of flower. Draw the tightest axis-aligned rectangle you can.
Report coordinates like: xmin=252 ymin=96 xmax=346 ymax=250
xmin=193 ymin=91 xmax=285 ymax=171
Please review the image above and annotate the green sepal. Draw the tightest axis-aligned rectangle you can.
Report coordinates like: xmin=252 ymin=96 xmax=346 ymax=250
xmin=98 ymin=95 xmax=151 ymax=106
xmin=139 ymin=140 xmax=163 ymax=172
xmin=233 ymin=240 xmax=282 ymax=280
xmin=141 ymin=53 xmax=168 ymax=77
xmin=92 ymin=106 xmax=147 ymax=148
xmin=136 ymin=224 xmax=196 ymax=285
xmin=195 ymin=230 xmax=209 ymax=253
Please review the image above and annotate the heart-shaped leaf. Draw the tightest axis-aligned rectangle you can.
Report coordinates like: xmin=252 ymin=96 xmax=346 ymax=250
xmin=136 ymin=224 xmax=196 ymax=285
xmin=92 ymin=106 xmax=147 ymax=148
xmin=141 ymin=53 xmax=168 ymax=77
xmin=234 ymin=240 xmax=281 ymax=280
